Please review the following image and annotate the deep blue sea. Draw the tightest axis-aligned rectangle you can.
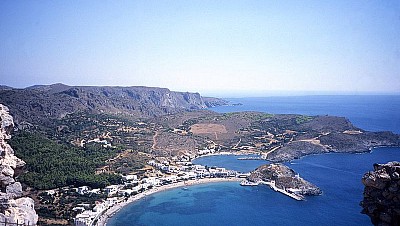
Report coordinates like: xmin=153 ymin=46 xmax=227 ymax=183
xmin=108 ymin=96 xmax=400 ymax=226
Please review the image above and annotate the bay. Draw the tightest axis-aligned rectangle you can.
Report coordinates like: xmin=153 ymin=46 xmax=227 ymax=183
xmin=108 ymin=95 xmax=400 ymax=226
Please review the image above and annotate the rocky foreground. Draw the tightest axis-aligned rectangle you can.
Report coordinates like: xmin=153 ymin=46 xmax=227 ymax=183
xmin=361 ymin=162 xmax=400 ymax=226
xmin=248 ymin=163 xmax=322 ymax=197
xmin=0 ymin=104 xmax=38 ymax=225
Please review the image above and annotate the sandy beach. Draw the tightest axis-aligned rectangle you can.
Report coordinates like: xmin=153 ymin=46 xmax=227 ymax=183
xmin=96 ymin=177 xmax=242 ymax=226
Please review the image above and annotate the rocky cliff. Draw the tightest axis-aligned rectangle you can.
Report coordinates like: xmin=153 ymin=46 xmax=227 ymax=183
xmin=361 ymin=162 xmax=400 ymax=226
xmin=0 ymin=104 xmax=38 ymax=225
xmin=0 ymin=84 xmax=228 ymax=127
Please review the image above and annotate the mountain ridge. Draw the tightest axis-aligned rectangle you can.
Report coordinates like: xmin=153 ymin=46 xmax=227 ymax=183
xmin=0 ymin=83 xmax=228 ymax=127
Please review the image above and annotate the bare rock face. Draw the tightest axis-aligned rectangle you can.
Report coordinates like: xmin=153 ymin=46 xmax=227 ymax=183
xmin=0 ymin=104 xmax=38 ymax=225
xmin=6 ymin=182 xmax=23 ymax=199
xmin=361 ymin=162 xmax=400 ymax=226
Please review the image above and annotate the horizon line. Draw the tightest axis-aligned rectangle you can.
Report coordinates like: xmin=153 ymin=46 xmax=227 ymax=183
xmin=1 ymin=83 xmax=399 ymax=97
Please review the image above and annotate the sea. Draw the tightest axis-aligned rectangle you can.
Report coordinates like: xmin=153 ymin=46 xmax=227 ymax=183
xmin=107 ymin=95 xmax=400 ymax=226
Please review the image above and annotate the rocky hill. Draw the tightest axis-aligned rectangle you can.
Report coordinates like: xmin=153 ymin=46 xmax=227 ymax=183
xmin=248 ymin=163 xmax=322 ymax=196
xmin=0 ymin=104 xmax=38 ymax=225
xmin=361 ymin=162 xmax=400 ymax=226
xmin=0 ymin=84 xmax=227 ymax=127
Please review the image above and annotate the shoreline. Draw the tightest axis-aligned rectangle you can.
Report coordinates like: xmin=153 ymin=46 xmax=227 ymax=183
xmin=96 ymin=147 xmax=400 ymax=226
xmin=97 ymin=177 xmax=242 ymax=226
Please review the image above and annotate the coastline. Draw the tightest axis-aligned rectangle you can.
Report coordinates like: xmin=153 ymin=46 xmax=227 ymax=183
xmin=97 ymin=177 xmax=242 ymax=226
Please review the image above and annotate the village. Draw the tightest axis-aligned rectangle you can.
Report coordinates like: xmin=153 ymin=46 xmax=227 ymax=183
xmin=72 ymin=148 xmax=248 ymax=226
xmin=31 ymin=111 xmax=322 ymax=226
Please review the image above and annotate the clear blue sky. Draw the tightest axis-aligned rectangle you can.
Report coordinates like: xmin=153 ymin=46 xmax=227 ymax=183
xmin=1 ymin=0 xmax=399 ymax=96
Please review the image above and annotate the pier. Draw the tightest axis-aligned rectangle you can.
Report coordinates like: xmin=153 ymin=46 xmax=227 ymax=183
xmin=240 ymin=180 xmax=260 ymax=186
xmin=239 ymin=179 xmax=304 ymax=201
xmin=262 ymin=181 xmax=304 ymax=201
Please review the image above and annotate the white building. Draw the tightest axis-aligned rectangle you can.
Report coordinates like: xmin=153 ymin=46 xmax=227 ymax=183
xmin=92 ymin=202 xmax=106 ymax=213
xmin=122 ymin=174 xmax=138 ymax=181
xmin=193 ymin=165 xmax=206 ymax=171
xmin=198 ymin=149 xmax=211 ymax=155
xmin=77 ymin=186 xmax=90 ymax=195
xmin=141 ymin=177 xmax=160 ymax=186
xmin=105 ymin=185 xmax=120 ymax=196
xmin=119 ymin=189 xmax=135 ymax=196
xmin=87 ymin=188 xmax=101 ymax=195
xmin=131 ymin=185 xmax=142 ymax=193
xmin=74 ymin=211 xmax=97 ymax=226
xmin=162 ymin=175 xmax=178 ymax=184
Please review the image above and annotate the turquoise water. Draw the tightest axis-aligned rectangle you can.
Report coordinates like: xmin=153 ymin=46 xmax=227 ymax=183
xmin=108 ymin=148 xmax=399 ymax=226
xmin=108 ymin=96 xmax=400 ymax=226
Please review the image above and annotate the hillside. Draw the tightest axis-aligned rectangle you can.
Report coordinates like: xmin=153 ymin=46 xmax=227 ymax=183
xmin=154 ymin=111 xmax=400 ymax=162
xmin=0 ymin=84 xmax=228 ymax=127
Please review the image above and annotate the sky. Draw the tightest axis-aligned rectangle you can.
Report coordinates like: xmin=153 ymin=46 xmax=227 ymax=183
xmin=1 ymin=0 xmax=399 ymax=96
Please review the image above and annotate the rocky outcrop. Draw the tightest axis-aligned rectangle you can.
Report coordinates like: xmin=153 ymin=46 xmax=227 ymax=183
xmin=361 ymin=162 xmax=400 ymax=226
xmin=202 ymin=97 xmax=229 ymax=108
xmin=0 ymin=104 xmax=38 ymax=225
xmin=0 ymin=84 xmax=228 ymax=128
xmin=249 ymin=163 xmax=322 ymax=196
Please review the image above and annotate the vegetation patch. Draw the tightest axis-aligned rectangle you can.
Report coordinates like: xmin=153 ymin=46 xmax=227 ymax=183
xmin=11 ymin=132 xmax=122 ymax=190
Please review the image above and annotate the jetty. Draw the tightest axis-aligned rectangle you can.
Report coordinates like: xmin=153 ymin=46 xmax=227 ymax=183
xmin=240 ymin=180 xmax=260 ymax=186
xmin=239 ymin=179 xmax=304 ymax=200
xmin=262 ymin=181 xmax=304 ymax=201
